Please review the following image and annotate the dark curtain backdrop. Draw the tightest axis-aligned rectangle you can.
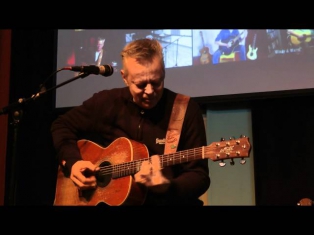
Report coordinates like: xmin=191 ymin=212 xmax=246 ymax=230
xmin=0 ymin=30 xmax=11 ymax=205
xmin=5 ymin=29 xmax=314 ymax=205
xmin=5 ymin=30 xmax=58 ymax=205
xmin=252 ymin=96 xmax=314 ymax=205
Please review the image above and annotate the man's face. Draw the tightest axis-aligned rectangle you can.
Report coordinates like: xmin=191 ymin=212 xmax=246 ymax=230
xmin=121 ymin=56 xmax=164 ymax=109
xmin=97 ymin=40 xmax=104 ymax=51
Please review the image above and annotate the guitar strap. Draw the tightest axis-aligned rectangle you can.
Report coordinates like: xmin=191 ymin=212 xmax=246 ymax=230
xmin=164 ymin=93 xmax=190 ymax=154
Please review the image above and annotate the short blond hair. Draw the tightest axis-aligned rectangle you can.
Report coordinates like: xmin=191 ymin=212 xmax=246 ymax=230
xmin=121 ymin=38 xmax=165 ymax=78
xmin=97 ymin=37 xmax=105 ymax=44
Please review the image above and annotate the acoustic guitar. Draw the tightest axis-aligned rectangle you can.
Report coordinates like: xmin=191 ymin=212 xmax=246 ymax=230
xmin=289 ymin=29 xmax=312 ymax=46
xmin=199 ymin=31 xmax=211 ymax=64
xmin=54 ymin=136 xmax=251 ymax=206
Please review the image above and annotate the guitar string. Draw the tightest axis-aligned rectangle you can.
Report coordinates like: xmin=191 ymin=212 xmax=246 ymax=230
xmin=96 ymin=147 xmax=205 ymax=176
xmin=96 ymin=141 xmax=246 ymax=177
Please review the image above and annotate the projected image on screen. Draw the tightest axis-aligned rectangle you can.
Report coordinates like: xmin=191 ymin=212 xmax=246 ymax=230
xmin=195 ymin=29 xmax=249 ymax=65
xmin=192 ymin=29 xmax=272 ymax=65
xmin=62 ymin=29 xmax=125 ymax=75
xmin=63 ymin=29 xmax=193 ymax=71
xmin=56 ymin=29 xmax=314 ymax=109
xmin=125 ymin=30 xmax=193 ymax=68
xmin=266 ymin=29 xmax=314 ymax=57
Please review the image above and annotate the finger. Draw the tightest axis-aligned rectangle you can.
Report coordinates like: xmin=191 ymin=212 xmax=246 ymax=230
xmin=82 ymin=161 xmax=99 ymax=172
xmin=72 ymin=170 xmax=97 ymax=187
xmin=140 ymin=160 xmax=151 ymax=175
xmin=134 ymin=160 xmax=150 ymax=183
xmin=73 ymin=169 xmax=96 ymax=183
xmin=134 ymin=172 xmax=141 ymax=182
xmin=71 ymin=175 xmax=84 ymax=187
xmin=72 ymin=172 xmax=97 ymax=187
xmin=134 ymin=171 xmax=149 ymax=184
xmin=150 ymin=155 xmax=161 ymax=171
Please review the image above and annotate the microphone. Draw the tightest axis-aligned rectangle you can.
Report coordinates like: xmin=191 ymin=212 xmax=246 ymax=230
xmin=63 ymin=64 xmax=114 ymax=77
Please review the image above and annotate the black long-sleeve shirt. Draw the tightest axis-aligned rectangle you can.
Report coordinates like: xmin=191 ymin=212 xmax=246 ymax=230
xmin=51 ymin=87 xmax=210 ymax=205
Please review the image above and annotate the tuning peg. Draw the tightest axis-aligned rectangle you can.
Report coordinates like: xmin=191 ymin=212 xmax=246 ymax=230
xmin=240 ymin=134 xmax=247 ymax=138
xmin=230 ymin=159 xmax=235 ymax=165
xmin=220 ymin=137 xmax=225 ymax=141
xmin=219 ymin=160 xmax=226 ymax=167
xmin=240 ymin=158 xmax=246 ymax=165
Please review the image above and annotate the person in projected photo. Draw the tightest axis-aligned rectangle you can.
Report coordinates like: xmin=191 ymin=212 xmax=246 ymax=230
xmin=51 ymin=38 xmax=210 ymax=206
xmin=212 ymin=29 xmax=248 ymax=64
xmin=287 ymin=29 xmax=314 ymax=54
xmin=71 ymin=37 xmax=107 ymax=77
xmin=89 ymin=37 xmax=106 ymax=66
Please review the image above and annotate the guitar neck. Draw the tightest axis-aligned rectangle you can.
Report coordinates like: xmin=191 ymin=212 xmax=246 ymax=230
xmin=111 ymin=147 xmax=204 ymax=178
xmin=200 ymin=31 xmax=205 ymax=47
xmin=160 ymin=147 xmax=204 ymax=167
xmin=110 ymin=137 xmax=250 ymax=178
xmin=230 ymin=31 xmax=244 ymax=43
xmin=252 ymin=34 xmax=257 ymax=47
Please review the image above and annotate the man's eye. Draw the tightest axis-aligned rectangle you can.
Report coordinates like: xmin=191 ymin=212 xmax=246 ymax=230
xmin=151 ymin=81 xmax=162 ymax=87
xmin=137 ymin=84 xmax=146 ymax=89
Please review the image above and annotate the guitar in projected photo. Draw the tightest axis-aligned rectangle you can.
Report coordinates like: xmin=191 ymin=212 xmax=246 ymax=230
xmin=288 ymin=29 xmax=312 ymax=46
xmin=247 ymin=33 xmax=258 ymax=60
xmin=199 ymin=31 xmax=211 ymax=64
xmin=220 ymin=30 xmax=245 ymax=55
xmin=54 ymin=136 xmax=251 ymax=206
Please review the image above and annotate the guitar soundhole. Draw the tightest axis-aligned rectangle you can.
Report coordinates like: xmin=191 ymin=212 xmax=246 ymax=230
xmin=96 ymin=161 xmax=112 ymax=187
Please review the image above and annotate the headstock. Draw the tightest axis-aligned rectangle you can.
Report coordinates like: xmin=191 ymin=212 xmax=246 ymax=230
xmin=206 ymin=135 xmax=251 ymax=167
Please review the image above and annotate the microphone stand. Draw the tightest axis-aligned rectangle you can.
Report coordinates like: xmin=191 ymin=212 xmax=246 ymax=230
xmin=174 ymin=38 xmax=179 ymax=67
xmin=1 ymin=72 xmax=90 ymax=205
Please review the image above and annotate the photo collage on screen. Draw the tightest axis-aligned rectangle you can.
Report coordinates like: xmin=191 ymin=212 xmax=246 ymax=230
xmin=67 ymin=29 xmax=314 ymax=72
xmin=193 ymin=29 xmax=314 ymax=66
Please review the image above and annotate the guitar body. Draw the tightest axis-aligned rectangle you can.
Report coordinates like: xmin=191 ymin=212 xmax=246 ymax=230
xmin=54 ymin=138 xmax=149 ymax=206
xmin=200 ymin=47 xmax=211 ymax=64
xmin=220 ymin=41 xmax=237 ymax=55
xmin=247 ymin=45 xmax=258 ymax=60
xmin=199 ymin=31 xmax=211 ymax=64
xmin=290 ymin=30 xmax=312 ymax=46
xmin=53 ymin=136 xmax=251 ymax=206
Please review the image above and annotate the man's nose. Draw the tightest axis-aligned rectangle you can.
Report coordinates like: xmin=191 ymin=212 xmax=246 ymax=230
xmin=145 ymin=84 xmax=154 ymax=94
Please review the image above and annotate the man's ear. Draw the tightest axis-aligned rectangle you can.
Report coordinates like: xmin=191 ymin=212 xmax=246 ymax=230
xmin=123 ymin=78 xmax=128 ymax=86
xmin=121 ymin=70 xmax=128 ymax=86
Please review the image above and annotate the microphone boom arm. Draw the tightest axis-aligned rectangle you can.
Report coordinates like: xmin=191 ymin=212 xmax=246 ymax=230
xmin=0 ymin=72 xmax=90 ymax=115
xmin=2 ymin=70 xmax=91 ymax=205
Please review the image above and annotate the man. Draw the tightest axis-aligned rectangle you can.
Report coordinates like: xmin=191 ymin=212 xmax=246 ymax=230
xmin=212 ymin=29 xmax=247 ymax=64
xmin=90 ymin=37 xmax=106 ymax=66
xmin=51 ymin=38 xmax=210 ymax=206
